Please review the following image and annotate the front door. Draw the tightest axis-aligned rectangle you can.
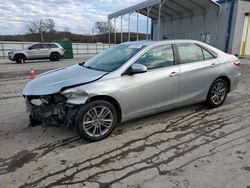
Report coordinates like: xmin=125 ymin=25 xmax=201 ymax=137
xmin=27 ymin=44 xmax=41 ymax=59
xmin=120 ymin=44 xmax=180 ymax=118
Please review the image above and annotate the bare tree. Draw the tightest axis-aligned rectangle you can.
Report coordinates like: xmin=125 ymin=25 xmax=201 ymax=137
xmin=26 ymin=18 xmax=56 ymax=42
xmin=93 ymin=21 xmax=115 ymax=43
xmin=94 ymin=21 xmax=114 ymax=35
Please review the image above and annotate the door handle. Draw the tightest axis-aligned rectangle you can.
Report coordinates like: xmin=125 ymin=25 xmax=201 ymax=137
xmin=210 ymin=63 xmax=217 ymax=68
xmin=169 ymin=72 xmax=180 ymax=77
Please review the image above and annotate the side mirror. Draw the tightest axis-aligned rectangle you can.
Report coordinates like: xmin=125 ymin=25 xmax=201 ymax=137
xmin=131 ymin=64 xmax=147 ymax=74
xmin=28 ymin=47 xmax=32 ymax=50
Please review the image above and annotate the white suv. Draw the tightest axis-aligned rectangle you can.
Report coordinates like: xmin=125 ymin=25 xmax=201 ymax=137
xmin=8 ymin=43 xmax=65 ymax=63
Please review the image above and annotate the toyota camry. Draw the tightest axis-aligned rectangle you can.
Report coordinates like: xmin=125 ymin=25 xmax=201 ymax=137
xmin=22 ymin=40 xmax=241 ymax=141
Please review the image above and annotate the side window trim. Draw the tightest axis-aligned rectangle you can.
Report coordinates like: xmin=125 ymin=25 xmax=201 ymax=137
xmin=201 ymin=47 xmax=206 ymax=61
xmin=172 ymin=44 xmax=180 ymax=65
xmin=196 ymin=43 xmax=218 ymax=58
xmin=171 ymin=44 xmax=177 ymax=66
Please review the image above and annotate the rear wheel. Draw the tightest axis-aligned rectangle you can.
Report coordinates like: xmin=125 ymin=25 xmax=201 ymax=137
xmin=76 ymin=100 xmax=118 ymax=141
xmin=14 ymin=54 xmax=26 ymax=64
xmin=206 ymin=78 xmax=228 ymax=108
xmin=50 ymin=52 xmax=60 ymax=61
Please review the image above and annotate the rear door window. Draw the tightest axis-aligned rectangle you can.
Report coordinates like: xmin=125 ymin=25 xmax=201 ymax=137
xmin=202 ymin=48 xmax=216 ymax=60
xmin=41 ymin=44 xmax=49 ymax=49
xmin=49 ymin=44 xmax=58 ymax=48
xmin=176 ymin=43 xmax=204 ymax=64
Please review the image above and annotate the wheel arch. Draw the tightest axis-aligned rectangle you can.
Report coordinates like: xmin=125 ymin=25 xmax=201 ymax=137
xmin=50 ymin=51 xmax=60 ymax=57
xmin=215 ymin=75 xmax=231 ymax=93
xmin=14 ymin=53 xmax=26 ymax=60
xmin=87 ymin=95 xmax=122 ymax=123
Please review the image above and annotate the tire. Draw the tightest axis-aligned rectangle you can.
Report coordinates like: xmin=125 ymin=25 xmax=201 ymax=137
xmin=75 ymin=100 xmax=118 ymax=141
xmin=14 ymin=54 xmax=26 ymax=64
xmin=28 ymin=115 xmax=40 ymax=127
xmin=206 ymin=78 xmax=228 ymax=108
xmin=50 ymin=52 xmax=60 ymax=61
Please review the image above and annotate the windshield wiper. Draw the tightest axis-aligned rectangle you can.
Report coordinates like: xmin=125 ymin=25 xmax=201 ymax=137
xmin=78 ymin=62 xmax=94 ymax=69
xmin=79 ymin=62 xmax=85 ymax=66
xmin=79 ymin=62 xmax=109 ymax=72
xmin=84 ymin=65 xmax=95 ymax=70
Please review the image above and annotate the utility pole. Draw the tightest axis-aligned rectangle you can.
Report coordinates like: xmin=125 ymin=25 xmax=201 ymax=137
xmin=40 ymin=20 xmax=44 ymax=42
xmin=92 ymin=28 xmax=95 ymax=43
xmin=1 ymin=39 xmax=5 ymax=58
xmin=108 ymin=20 xmax=111 ymax=44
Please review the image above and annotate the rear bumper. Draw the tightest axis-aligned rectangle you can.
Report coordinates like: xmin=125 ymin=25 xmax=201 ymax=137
xmin=230 ymin=71 xmax=241 ymax=92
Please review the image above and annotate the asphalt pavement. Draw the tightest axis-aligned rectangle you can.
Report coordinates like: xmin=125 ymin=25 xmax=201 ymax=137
xmin=0 ymin=57 xmax=249 ymax=188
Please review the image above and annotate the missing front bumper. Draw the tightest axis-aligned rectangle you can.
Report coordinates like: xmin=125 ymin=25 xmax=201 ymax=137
xmin=25 ymin=95 xmax=78 ymax=128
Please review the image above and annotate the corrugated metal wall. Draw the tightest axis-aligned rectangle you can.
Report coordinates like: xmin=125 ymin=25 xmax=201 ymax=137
xmin=215 ymin=2 xmax=231 ymax=51
xmin=152 ymin=0 xmax=250 ymax=54
xmin=153 ymin=7 xmax=230 ymax=51
xmin=229 ymin=0 xmax=250 ymax=55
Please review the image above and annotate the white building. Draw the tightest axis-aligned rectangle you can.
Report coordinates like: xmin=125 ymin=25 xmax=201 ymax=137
xmin=108 ymin=0 xmax=250 ymax=57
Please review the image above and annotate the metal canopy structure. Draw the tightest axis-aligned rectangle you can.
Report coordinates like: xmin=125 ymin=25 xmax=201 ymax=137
xmin=108 ymin=0 xmax=221 ymax=42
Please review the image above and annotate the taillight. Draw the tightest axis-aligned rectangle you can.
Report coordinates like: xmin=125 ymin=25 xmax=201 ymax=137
xmin=234 ymin=60 xmax=240 ymax=67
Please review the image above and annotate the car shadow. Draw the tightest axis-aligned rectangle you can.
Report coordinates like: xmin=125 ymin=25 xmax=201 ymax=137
xmin=7 ymin=60 xmax=51 ymax=64
xmin=114 ymin=103 xmax=205 ymax=136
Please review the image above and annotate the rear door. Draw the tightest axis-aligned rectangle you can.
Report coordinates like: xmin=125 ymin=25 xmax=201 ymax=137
xmin=121 ymin=44 xmax=180 ymax=118
xmin=40 ymin=44 xmax=50 ymax=58
xmin=176 ymin=43 xmax=219 ymax=104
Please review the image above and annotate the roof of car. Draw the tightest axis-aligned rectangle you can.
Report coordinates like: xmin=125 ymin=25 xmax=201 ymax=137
xmin=40 ymin=42 xmax=57 ymax=44
xmin=121 ymin=39 xmax=203 ymax=46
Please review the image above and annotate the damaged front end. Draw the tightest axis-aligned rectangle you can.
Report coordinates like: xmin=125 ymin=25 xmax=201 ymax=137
xmin=22 ymin=63 xmax=108 ymax=129
xmin=24 ymin=93 xmax=79 ymax=128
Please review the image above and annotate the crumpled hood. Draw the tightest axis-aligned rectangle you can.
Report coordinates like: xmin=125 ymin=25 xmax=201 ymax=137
xmin=22 ymin=64 xmax=107 ymax=96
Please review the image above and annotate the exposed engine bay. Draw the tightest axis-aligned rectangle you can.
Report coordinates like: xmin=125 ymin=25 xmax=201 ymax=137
xmin=25 ymin=93 xmax=78 ymax=128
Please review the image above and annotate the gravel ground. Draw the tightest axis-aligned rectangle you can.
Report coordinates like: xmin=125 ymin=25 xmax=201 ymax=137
xmin=0 ymin=57 xmax=249 ymax=188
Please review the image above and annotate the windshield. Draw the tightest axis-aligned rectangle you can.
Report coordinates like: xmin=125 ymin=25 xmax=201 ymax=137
xmin=84 ymin=44 xmax=144 ymax=72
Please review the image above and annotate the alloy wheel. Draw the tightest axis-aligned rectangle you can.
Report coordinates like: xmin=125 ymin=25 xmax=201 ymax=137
xmin=211 ymin=81 xmax=227 ymax=105
xmin=82 ymin=106 xmax=113 ymax=138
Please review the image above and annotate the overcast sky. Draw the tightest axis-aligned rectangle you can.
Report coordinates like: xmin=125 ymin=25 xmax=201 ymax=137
xmin=0 ymin=0 xmax=150 ymax=35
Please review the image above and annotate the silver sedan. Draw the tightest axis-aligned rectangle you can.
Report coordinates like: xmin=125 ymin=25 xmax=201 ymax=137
xmin=22 ymin=40 xmax=241 ymax=141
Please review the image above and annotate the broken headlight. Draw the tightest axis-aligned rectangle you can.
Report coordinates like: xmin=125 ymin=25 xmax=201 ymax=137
xmin=30 ymin=96 xmax=49 ymax=106
xmin=31 ymin=99 xmax=43 ymax=106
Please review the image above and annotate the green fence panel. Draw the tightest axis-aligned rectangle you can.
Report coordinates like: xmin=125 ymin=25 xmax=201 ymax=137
xmin=56 ymin=40 xmax=74 ymax=59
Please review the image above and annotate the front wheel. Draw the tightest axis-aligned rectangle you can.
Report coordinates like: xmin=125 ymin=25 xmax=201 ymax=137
xmin=14 ymin=54 xmax=26 ymax=64
xmin=206 ymin=78 xmax=228 ymax=108
xmin=76 ymin=100 xmax=118 ymax=141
